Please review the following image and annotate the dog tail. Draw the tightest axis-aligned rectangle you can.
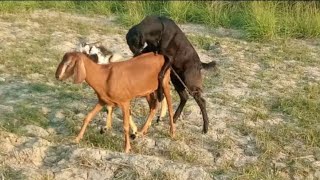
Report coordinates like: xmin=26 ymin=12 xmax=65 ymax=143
xmin=201 ymin=61 xmax=216 ymax=70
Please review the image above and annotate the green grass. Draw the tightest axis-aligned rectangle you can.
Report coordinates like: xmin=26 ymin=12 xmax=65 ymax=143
xmin=1 ymin=103 xmax=49 ymax=134
xmin=187 ymin=35 xmax=214 ymax=51
xmin=0 ymin=1 xmax=113 ymax=16
xmin=149 ymin=170 xmax=178 ymax=180
xmin=272 ymin=84 xmax=320 ymax=147
xmin=1 ymin=1 xmax=320 ymax=40
xmin=0 ymin=165 xmax=27 ymax=180
xmin=80 ymin=128 xmax=123 ymax=152
xmin=164 ymin=145 xmax=199 ymax=164
xmin=228 ymin=83 xmax=320 ymax=179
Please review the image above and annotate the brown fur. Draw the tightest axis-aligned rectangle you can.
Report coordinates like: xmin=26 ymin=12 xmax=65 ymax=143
xmin=55 ymin=52 xmax=175 ymax=153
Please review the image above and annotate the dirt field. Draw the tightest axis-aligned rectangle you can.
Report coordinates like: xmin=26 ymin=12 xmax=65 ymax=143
xmin=0 ymin=10 xmax=319 ymax=180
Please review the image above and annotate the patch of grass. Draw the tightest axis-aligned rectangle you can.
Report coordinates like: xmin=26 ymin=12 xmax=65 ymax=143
xmin=0 ymin=165 xmax=26 ymax=180
xmin=187 ymin=35 xmax=213 ymax=50
xmin=164 ymin=146 xmax=198 ymax=164
xmin=113 ymin=166 xmax=140 ymax=180
xmin=80 ymin=128 xmax=123 ymax=152
xmin=203 ymin=2 xmax=246 ymax=28
xmin=210 ymin=160 xmax=236 ymax=179
xmin=164 ymin=1 xmax=193 ymax=23
xmin=0 ymin=40 xmax=58 ymax=78
xmin=1 ymin=103 xmax=49 ymax=134
xmin=228 ymin=83 xmax=320 ymax=179
xmin=243 ymin=97 xmax=270 ymax=121
xmin=43 ymin=83 xmax=88 ymax=104
xmin=0 ymin=2 xmax=113 ymax=16
xmin=278 ymin=2 xmax=320 ymax=39
xmin=272 ymin=84 xmax=320 ymax=147
xmin=233 ymin=162 xmax=286 ymax=180
xmin=75 ymin=153 xmax=140 ymax=179
xmin=2 ymin=2 xmax=320 ymax=40
xmin=279 ymin=42 xmax=314 ymax=65
xmin=28 ymin=83 xmax=55 ymax=93
xmin=244 ymin=2 xmax=278 ymax=40
xmin=148 ymin=170 xmax=178 ymax=180
xmin=69 ymin=21 xmax=91 ymax=36
xmin=116 ymin=2 xmax=156 ymax=27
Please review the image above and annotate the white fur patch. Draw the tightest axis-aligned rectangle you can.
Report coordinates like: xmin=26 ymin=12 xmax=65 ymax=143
xmin=78 ymin=44 xmax=90 ymax=54
xmin=77 ymin=43 xmax=124 ymax=64
xmin=89 ymin=45 xmax=109 ymax=64
xmin=143 ymin=42 xmax=147 ymax=49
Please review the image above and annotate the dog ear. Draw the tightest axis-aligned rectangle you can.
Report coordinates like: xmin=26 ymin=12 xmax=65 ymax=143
xmin=73 ymin=55 xmax=86 ymax=83
xmin=139 ymin=31 xmax=145 ymax=47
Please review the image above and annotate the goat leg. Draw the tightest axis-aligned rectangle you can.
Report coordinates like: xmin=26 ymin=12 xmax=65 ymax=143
xmin=106 ymin=105 xmax=113 ymax=129
xmin=163 ymin=72 xmax=176 ymax=138
xmin=137 ymin=94 xmax=158 ymax=136
xmin=101 ymin=106 xmax=138 ymax=139
xmin=157 ymin=55 xmax=172 ymax=101
xmin=156 ymin=97 xmax=168 ymax=123
xmin=129 ymin=110 xmax=138 ymax=140
xmin=76 ymin=101 xmax=104 ymax=143
xmin=100 ymin=105 xmax=113 ymax=134
xmin=120 ymin=102 xmax=131 ymax=153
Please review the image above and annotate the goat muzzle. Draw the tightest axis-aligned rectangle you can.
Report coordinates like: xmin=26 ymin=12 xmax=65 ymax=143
xmin=55 ymin=63 xmax=68 ymax=81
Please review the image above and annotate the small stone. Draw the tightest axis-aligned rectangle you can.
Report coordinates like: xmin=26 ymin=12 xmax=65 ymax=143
xmin=0 ymin=77 xmax=5 ymax=82
xmin=58 ymin=159 xmax=66 ymax=165
xmin=42 ymin=107 xmax=50 ymax=115
xmin=55 ymin=110 xmax=65 ymax=119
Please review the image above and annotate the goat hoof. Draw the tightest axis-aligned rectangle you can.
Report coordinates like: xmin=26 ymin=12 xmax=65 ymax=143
xmin=124 ymin=147 xmax=131 ymax=153
xmin=74 ymin=137 xmax=81 ymax=144
xmin=130 ymin=133 xmax=136 ymax=140
xmin=156 ymin=116 xmax=161 ymax=123
xmin=100 ymin=127 xmax=107 ymax=134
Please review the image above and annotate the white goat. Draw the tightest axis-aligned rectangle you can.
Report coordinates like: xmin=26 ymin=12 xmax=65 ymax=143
xmin=89 ymin=45 xmax=124 ymax=64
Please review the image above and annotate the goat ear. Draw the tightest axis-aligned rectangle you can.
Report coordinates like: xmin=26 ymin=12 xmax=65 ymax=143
xmin=73 ymin=56 xmax=86 ymax=84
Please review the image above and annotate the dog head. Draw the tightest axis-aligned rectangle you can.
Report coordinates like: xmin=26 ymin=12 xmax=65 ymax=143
xmin=126 ymin=25 xmax=146 ymax=55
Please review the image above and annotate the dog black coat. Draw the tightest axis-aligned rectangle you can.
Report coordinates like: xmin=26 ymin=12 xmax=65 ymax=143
xmin=126 ymin=16 xmax=216 ymax=133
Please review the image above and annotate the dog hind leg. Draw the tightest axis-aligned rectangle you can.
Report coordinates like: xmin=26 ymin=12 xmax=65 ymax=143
xmin=193 ymin=91 xmax=209 ymax=134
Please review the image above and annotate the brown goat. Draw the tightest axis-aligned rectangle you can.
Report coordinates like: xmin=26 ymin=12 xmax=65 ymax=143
xmin=55 ymin=52 xmax=175 ymax=153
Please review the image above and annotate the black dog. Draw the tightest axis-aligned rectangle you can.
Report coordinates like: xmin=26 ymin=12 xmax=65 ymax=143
xmin=126 ymin=16 xmax=216 ymax=133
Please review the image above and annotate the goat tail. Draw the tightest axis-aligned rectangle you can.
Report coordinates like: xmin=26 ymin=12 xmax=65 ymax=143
xmin=201 ymin=61 xmax=216 ymax=70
